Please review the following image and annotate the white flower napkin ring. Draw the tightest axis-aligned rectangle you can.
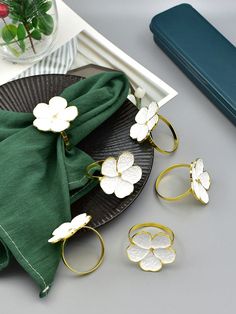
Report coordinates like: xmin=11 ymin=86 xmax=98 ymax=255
xmin=48 ymin=213 xmax=105 ymax=275
xmin=33 ymin=96 xmax=79 ymax=148
xmin=86 ymin=151 xmax=142 ymax=199
xmin=127 ymin=222 xmax=176 ymax=272
xmin=155 ymin=158 xmax=211 ymax=205
xmin=130 ymin=101 xmax=179 ymax=155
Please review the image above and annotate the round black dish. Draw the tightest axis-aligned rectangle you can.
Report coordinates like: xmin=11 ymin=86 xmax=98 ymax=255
xmin=0 ymin=74 xmax=154 ymax=228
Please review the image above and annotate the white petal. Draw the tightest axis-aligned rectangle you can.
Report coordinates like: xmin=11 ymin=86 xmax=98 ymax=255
xmin=121 ymin=165 xmax=142 ymax=184
xmin=137 ymin=124 xmax=149 ymax=142
xmin=52 ymin=222 xmax=72 ymax=237
xmin=117 ymin=151 xmax=134 ymax=173
xmin=132 ymin=232 xmax=152 ymax=249
xmin=100 ymin=176 xmax=118 ymax=195
xmin=127 ymin=94 xmax=137 ymax=105
xmin=195 ymin=158 xmax=204 ymax=176
xmin=153 ymin=247 xmax=176 ymax=264
xmin=101 ymin=157 xmax=118 ymax=177
xmin=130 ymin=123 xmax=140 ymax=140
xmin=130 ymin=123 xmax=149 ymax=142
xmin=57 ymin=106 xmax=78 ymax=122
xmin=48 ymin=235 xmax=62 ymax=243
xmin=199 ymin=172 xmax=210 ymax=190
xmin=127 ymin=244 xmax=149 ymax=262
xmin=139 ymin=252 xmax=162 ymax=272
xmin=50 ymin=119 xmax=70 ymax=132
xmin=114 ymin=178 xmax=134 ymax=198
xmin=191 ymin=181 xmax=209 ymax=204
xmin=147 ymin=102 xmax=159 ymax=120
xmin=134 ymin=87 xmax=145 ymax=99
xmin=152 ymin=232 xmax=172 ymax=249
xmin=191 ymin=181 xmax=201 ymax=199
xmin=33 ymin=103 xmax=52 ymax=119
xmin=49 ymin=96 xmax=67 ymax=114
xmin=147 ymin=115 xmax=158 ymax=131
xmin=33 ymin=118 xmax=51 ymax=132
xmin=135 ymin=107 xmax=148 ymax=124
xmin=198 ymin=184 xmax=209 ymax=204
xmin=71 ymin=213 xmax=91 ymax=229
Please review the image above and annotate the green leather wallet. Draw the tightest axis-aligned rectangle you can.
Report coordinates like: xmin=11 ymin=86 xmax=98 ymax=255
xmin=150 ymin=4 xmax=236 ymax=125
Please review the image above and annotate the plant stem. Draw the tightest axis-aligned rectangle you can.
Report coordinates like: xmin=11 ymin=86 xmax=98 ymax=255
xmin=24 ymin=23 xmax=36 ymax=54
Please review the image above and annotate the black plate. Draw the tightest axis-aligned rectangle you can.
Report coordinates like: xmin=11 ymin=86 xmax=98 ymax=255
xmin=0 ymin=74 xmax=154 ymax=228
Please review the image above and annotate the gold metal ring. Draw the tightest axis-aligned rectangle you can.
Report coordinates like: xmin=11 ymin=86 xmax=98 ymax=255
xmin=127 ymin=222 xmax=176 ymax=272
xmin=148 ymin=114 xmax=179 ymax=154
xmin=61 ymin=131 xmax=71 ymax=149
xmin=61 ymin=226 xmax=105 ymax=276
xmin=128 ymin=222 xmax=175 ymax=243
xmin=155 ymin=158 xmax=211 ymax=205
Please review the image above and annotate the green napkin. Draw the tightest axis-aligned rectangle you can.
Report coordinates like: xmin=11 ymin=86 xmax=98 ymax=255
xmin=0 ymin=72 xmax=129 ymax=297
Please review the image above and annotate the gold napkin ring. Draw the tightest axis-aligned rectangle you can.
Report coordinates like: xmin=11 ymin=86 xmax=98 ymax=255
xmin=129 ymin=102 xmax=179 ymax=155
xmin=127 ymin=222 xmax=176 ymax=272
xmin=61 ymin=226 xmax=105 ymax=276
xmin=48 ymin=213 xmax=105 ymax=275
xmin=148 ymin=114 xmax=179 ymax=154
xmin=155 ymin=158 xmax=211 ymax=205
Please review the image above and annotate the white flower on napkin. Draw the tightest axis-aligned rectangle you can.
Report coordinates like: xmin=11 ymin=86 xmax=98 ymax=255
xmin=130 ymin=102 xmax=159 ymax=142
xmin=48 ymin=213 xmax=91 ymax=243
xmin=33 ymin=96 xmax=78 ymax=132
xmin=190 ymin=158 xmax=211 ymax=205
xmin=127 ymin=231 xmax=176 ymax=272
xmin=100 ymin=151 xmax=142 ymax=199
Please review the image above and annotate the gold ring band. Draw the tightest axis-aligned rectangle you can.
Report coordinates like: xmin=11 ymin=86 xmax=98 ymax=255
xmin=61 ymin=131 xmax=71 ymax=149
xmin=148 ymin=114 xmax=179 ymax=155
xmin=86 ymin=161 xmax=103 ymax=180
xmin=128 ymin=222 xmax=175 ymax=244
xmin=155 ymin=163 xmax=192 ymax=201
xmin=61 ymin=226 xmax=105 ymax=276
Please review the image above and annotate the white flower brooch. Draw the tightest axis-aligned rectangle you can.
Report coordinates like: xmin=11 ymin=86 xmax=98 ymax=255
xmin=87 ymin=152 xmax=142 ymax=199
xmin=127 ymin=230 xmax=176 ymax=272
xmin=190 ymin=158 xmax=211 ymax=205
xmin=48 ymin=213 xmax=91 ymax=243
xmin=99 ymin=152 xmax=142 ymax=199
xmin=33 ymin=96 xmax=78 ymax=133
xmin=130 ymin=101 xmax=159 ymax=143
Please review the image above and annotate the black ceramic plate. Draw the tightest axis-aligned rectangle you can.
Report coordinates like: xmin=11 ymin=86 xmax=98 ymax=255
xmin=0 ymin=74 xmax=154 ymax=228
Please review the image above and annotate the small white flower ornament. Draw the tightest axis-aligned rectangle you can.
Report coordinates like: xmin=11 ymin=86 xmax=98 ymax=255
xmin=127 ymin=231 xmax=176 ymax=272
xmin=127 ymin=86 xmax=146 ymax=106
xmin=33 ymin=96 xmax=78 ymax=133
xmin=99 ymin=151 xmax=142 ymax=199
xmin=130 ymin=102 xmax=159 ymax=142
xmin=190 ymin=158 xmax=211 ymax=204
xmin=48 ymin=213 xmax=91 ymax=243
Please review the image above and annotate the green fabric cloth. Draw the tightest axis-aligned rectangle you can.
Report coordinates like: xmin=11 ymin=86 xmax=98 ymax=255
xmin=0 ymin=72 xmax=129 ymax=297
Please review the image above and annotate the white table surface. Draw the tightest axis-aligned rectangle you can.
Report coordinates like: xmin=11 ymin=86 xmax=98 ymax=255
xmin=1 ymin=1 xmax=235 ymax=313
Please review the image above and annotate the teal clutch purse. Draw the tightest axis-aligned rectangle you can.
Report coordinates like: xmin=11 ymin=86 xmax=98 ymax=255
xmin=150 ymin=4 xmax=236 ymax=125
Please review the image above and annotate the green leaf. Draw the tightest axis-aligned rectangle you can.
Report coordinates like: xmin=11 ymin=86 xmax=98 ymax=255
xmin=38 ymin=14 xmax=54 ymax=36
xmin=1 ymin=24 xmax=17 ymax=43
xmin=17 ymin=24 xmax=26 ymax=41
xmin=41 ymin=1 xmax=52 ymax=13
xmin=19 ymin=39 xmax=25 ymax=53
xmin=31 ymin=29 xmax=42 ymax=40
xmin=32 ymin=17 xmax=38 ymax=28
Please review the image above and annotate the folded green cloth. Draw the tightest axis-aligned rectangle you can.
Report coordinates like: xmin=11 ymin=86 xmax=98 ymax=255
xmin=0 ymin=72 xmax=129 ymax=297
